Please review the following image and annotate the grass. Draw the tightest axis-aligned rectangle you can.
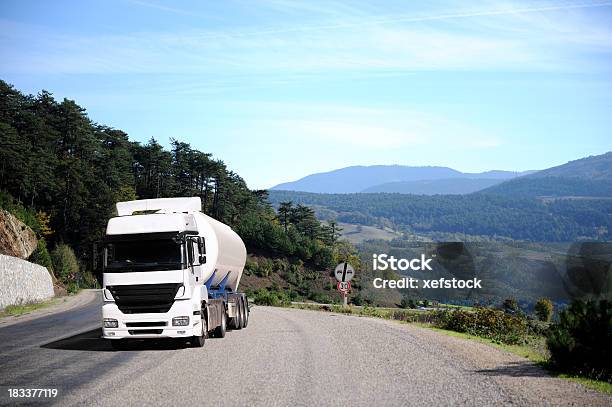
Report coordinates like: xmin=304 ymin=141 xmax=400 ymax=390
xmin=418 ymin=323 xmax=611 ymax=394
xmin=557 ymin=374 xmax=612 ymax=394
xmin=285 ymin=302 xmax=611 ymax=394
xmin=417 ymin=324 xmax=549 ymax=362
xmin=0 ymin=297 xmax=63 ymax=318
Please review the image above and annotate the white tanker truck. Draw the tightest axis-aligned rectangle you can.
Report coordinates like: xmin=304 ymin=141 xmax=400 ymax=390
xmin=101 ymin=197 xmax=249 ymax=349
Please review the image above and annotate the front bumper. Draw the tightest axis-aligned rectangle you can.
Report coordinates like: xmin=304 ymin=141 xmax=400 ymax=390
xmin=102 ymin=299 xmax=201 ymax=339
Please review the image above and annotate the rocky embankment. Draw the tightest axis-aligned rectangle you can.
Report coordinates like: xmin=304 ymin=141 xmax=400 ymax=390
xmin=0 ymin=210 xmax=54 ymax=310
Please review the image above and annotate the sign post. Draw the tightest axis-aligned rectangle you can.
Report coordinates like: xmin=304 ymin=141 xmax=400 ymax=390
xmin=334 ymin=262 xmax=354 ymax=307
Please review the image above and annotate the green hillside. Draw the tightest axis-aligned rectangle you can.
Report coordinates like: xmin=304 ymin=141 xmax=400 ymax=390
xmin=481 ymin=152 xmax=612 ymax=197
xmin=269 ymin=190 xmax=612 ymax=242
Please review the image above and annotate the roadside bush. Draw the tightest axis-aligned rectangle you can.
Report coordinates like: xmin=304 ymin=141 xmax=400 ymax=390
xmin=534 ymin=297 xmax=554 ymax=322
xmin=435 ymin=307 xmax=530 ymax=345
xmin=244 ymin=258 xmax=258 ymax=276
xmin=28 ymin=238 xmax=54 ymax=274
xmin=252 ymin=289 xmax=290 ymax=306
xmin=257 ymin=258 xmax=273 ymax=277
xmin=351 ymin=294 xmax=364 ymax=306
xmin=503 ymin=297 xmax=519 ymax=314
xmin=51 ymin=244 xmax=79 ymax=293
xmin=359 ymin=306 xmax=386 ymax=318
xmin=308 ymin=291 xmax=333 ymax=304
xmin=391 ymin=310 xmax=441 ymax=324
xmin=331 ymin=305 xmax=353 ymax=314
xmin=546 ymin=300 xmax=611 ymax=382
xmin=81 ymin=270 xmax=99 ymax=289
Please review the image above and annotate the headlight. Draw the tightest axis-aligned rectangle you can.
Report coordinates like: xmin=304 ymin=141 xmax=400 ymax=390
xmin=103 ymin=289 xmax=114 ymax=301
xmin=172 ymin=316 xmax=190 ymax=326
xmin=104 ymin=318 xmax=118 ymax=328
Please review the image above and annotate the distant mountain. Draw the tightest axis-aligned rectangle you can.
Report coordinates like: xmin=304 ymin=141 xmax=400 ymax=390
xmin=271 ymin=165 xmax=531 ymax=194
xmin=267 ymin=152 xmax=612 ymax=242
xmin=362 ymin=178 xmax=505 ymax=194
xmin=482 ymin=152 xmax=612 ymax=197
xmin=526 ymin=152 xmax=612 ymax=180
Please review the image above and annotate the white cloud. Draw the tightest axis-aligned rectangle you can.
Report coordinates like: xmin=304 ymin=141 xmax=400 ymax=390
xmin=233 ymin=103 xmax=504 ymax=151
xmin=2 ymin=0 xmax=612 ymax=77
xmin=271 ymin=119 xmax=422 ymax=148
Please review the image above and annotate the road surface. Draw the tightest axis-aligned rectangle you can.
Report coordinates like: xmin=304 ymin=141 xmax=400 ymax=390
xmin=0 ymin=290 xmax=609 ymax=406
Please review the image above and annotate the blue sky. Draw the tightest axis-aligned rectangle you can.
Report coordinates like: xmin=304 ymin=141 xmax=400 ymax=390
xmin=1 ymin=0 xmax=611 ymax=189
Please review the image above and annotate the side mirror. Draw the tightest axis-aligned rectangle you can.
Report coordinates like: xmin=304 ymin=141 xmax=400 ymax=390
xmin=198 ymin=237 xmax=206 ymax=263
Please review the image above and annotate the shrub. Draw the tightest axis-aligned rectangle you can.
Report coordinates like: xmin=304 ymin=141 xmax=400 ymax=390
xmin=546 ymin=300 xmax=611 ymax=382
xmin=273 ymin=258 xmax=289 ymax=273
xmin=81 ymin=271 xmax=99 ymax=289
xmin=252 ymin=289 xmax=290 ymax=306
xmin=308 ymin=291 xmax=333 ymax=304
xmin=51 ymin=244 xmax=79 ymax=292
xmin=351 ymin=294 xmax=364 ymax=306
xmin=534 ymin=298 xmax=554 ymax=322
xmin=258 ymin=259 xmax=273 ymax=277
xmin=503 ymin=297 xmax=519 ymax=314
xmin=29 ymin=238 xmax=54 ymax=274
xmin=359 ymin=306 xmax=386 ymax=318
xmin=244 ymin=258 xmax=258 ymax=276
xmin=422 ymin=299 xmax=430 ymax=308
xmin=435 ymin=307 xmax=530 ymax=345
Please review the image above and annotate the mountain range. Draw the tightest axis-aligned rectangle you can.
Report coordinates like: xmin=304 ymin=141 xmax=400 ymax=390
xmin=271 ymin=166 xmax=534 ymax=194
xmin=272 ymin=152 xmax=612 ymax=197
xmin=268 ymin=152 xmax=612 ymax=242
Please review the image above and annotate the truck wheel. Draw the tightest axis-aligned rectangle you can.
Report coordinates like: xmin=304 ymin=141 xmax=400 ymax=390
xmin=191 ymin=311 xmax=207 ymax=347
xmin=213 ymin=310 xmax=227 ymax=338
xmin=240 ymin=298 xmax=248 ymax=329
xmin=110 ymin=339 xmax=127 ymax=351
xmin=238 ymin=298 xmax=245 ymax=329
xmin=242 ymin=298 xmax=249 ymax=328
xmin=232 ymin=300 xmax=243 ymax=330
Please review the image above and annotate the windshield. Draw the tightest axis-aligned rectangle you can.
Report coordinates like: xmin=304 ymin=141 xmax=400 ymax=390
xmin=105 ymin=239 xmax=182 ymax=272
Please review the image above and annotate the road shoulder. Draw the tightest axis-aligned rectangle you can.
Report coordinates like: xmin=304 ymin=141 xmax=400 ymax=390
xmin=282 ymin=306 xmax=612 ymax=405
xmin=0 ymin=289 xmax=99 ymax=328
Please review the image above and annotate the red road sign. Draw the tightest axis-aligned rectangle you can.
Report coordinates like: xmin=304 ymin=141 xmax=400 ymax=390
xmin=337 ymin=281 xmax=351 ymax=293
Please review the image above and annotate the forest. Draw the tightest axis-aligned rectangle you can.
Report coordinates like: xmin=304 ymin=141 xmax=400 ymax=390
xmin=268 ymin=190 xmax=612 ymax=242
xmin=0 ymin=80 xmax=340 ymax=289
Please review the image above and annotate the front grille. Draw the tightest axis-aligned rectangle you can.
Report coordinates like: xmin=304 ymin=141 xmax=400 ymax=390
xmin=107 ymin=283 xmax=181 ymax=314
xmin=129 ymin=329 xmax=163 ymax=335
xmin=125 ymin=322 xmax=167 ymax=327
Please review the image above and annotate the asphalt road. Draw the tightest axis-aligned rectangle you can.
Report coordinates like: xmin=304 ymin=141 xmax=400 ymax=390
xmin=0 ymin=290 xmax=609 ymax=406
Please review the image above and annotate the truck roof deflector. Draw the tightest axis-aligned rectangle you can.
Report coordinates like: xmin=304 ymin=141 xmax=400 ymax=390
xmin=117 ymin=197 xmax=202 ymax=216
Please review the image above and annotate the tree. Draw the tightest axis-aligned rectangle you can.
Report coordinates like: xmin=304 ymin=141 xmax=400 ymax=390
xmin=321 ymin=220 xmax=342 ymax=245
xmin=278 ymin=201 xmax=293 ymax=233
xmin=547 ymin=300 xmax=611 ymax=381
xmin=534 ymin=297 xmax=554 ymax=322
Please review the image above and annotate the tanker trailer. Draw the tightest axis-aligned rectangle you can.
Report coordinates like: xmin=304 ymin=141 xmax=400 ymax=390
xmin=101 ymin=197 xmax=249 ymax=349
